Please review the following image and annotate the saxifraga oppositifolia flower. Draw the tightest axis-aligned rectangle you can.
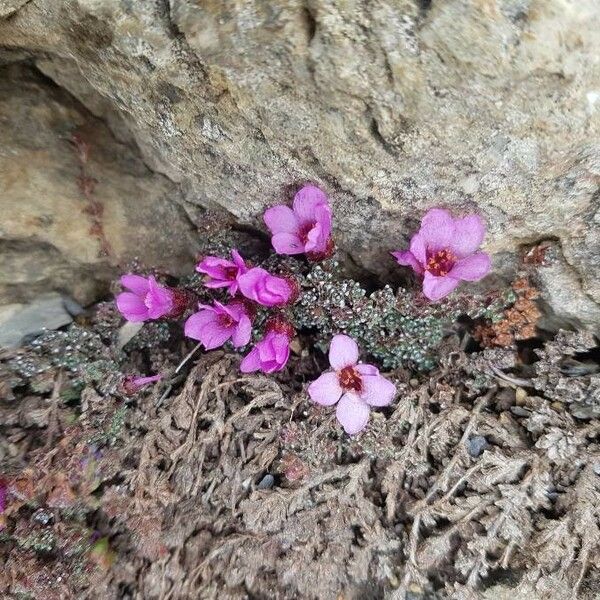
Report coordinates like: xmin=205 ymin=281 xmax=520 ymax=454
xmin=237 ymin=267 xmax=298 ymax=307
xmin=264 ymin=184 xmax=334 ymax=260
xmin=196 ymin=249 xmax=248 ymax=296
xmin=240 ymin=316 xmax=295 ymax=374
xmin=116 ymin=274 xmax=189 ymax=322
xmin=184 ymin=301 xmax=252 ymax=350
xmin=308 ymin=334 xmax=396 ymax=435
xmin=391 ymin=208 xmax=491 ymax=302
xmin=121 ymin=374 xmax=162 ymax=395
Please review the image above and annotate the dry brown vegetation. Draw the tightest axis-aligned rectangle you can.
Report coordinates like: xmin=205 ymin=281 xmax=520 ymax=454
xmin=1 ymin=315 xmax=599 ymax=599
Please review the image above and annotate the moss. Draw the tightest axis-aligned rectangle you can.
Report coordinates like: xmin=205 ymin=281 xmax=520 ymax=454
xmin=293 ymin=263 xmax=509 ymax=370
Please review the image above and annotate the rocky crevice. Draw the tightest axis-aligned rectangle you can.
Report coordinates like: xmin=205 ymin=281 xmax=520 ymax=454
xmin=0 ymin=0 xmax=598 ymax=330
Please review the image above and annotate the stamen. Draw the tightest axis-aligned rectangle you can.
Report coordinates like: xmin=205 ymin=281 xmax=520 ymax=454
xmin=338 ymin=366 xmax=363 ymax=392
xmin=218 ymin=313 xmax=235 ymax=328
xmin=224 ymin=266 xmax=238 ymax=279
xmin=425 ymin=249 xmax=457 ymax=277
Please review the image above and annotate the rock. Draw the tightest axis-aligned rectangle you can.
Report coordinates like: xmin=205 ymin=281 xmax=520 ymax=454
xmin=533 ymin=242 xmax=600 ymax=332
xmin=257 ymin=474 xmax=275 ymax=490
xmin=0 ymin=292 xmax=74 ymax=348
xmin=0 ymin=1 xmax=598 ymax=325
xmin=116 ymin=321 xmax=144 ymax=351
xmin=0 ymin=0 xmax=30 ymax=19
xmin=467 ymin=435 xmax=489 ymax=458
xmin=0 ymin=63 xmax=196 ymax=306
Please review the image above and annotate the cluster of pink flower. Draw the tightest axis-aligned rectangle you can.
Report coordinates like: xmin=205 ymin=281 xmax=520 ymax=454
xmin=116 ymin=185 xmax=491 ymax=433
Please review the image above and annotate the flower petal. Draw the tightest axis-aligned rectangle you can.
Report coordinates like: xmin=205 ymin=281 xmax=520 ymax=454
xmin=238 ymin=268 xmax=266 ymax=302
xmin=145 ymin=277 xmax=173 ymax=319
xmin=184 ymin=310 xmax=231 ymax=350
xmin=293 ymin=185 xmax=328 ymax=222
xmin=271 ymin=232 xmax=305 ymax=255
xmin=308 ymin=372 xmax=343 ymax=406
xmin=196 ymin=256 xmax=234 ymax=276
xmin=449 ymin=252 xmax=491 ymax=281
xmin=199 ymin=321 xmax=233 ymax=350
xmin=219 ymin=301 xmax=243 ymax=320
xmin=264 ymin=205 xmax=300 ymax=234
xmin=237 ymin=267 xmax=292 ymax=308
xmin=391 ymin=249 xmax=423 ymax=275
xmin=231 ymin=249 xmax=247 ymax=272
xmin=116 ymin=292 xmax=149 ymax=322
xmin=264 ymin=275 xmax=292 ymax=305
xmin=419 ymin=208 xmax=455 ymax=251
xmin=450 ymin=215 xmax=486 ymax=258
xmin=120 ymin=274 xmax=150 ymax=296
xmin=314 ymin=203 xmax=332 ymax=240
xmin=409 ymin=234 xmax=427 ymax=265
xmin=422 ymin=272 xmax=460 ymax=302
xmin=240 ymin=346 xmax=261 ymax=373
xmin=355 ymin=363 xmax=379 ymax=376
xmin=184 ymin=310 xmax=215 ymax=336
xmin=329 ymin=334 xmax=359 ymax=370
xmin=304 ymin=222 xmax=323 ymax=253
xmin=336 ymin=393 xmax=370 ymax=435
xmin=204 ymin=279 xmax=234 ymax=289
xmin=134 ymin=374 xmax=162 ymax=386
xmin=231 ymin=314 xmax=252 ymax=347
xmin=267 ymin=333 xmax=291 ymax=371
xmin=360 ymin=374 xmax=396 ymax=407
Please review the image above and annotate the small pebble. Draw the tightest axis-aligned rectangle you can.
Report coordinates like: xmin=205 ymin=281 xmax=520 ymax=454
xmin=467 ymin=435 xmax=489 ymax=458
xmin=515 ymin=387 xmax=527 ymax=405
xmin=32 ymin=509 xmax=54 ymax=526
xmin=257 ymin=474 xmax=275 ymax=490
xmin=511 ymin=406 xmax=530 ymax=417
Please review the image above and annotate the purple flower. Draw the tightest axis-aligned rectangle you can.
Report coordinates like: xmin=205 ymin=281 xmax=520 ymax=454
xmin=308 ymin=334 xmax=396 ymax=435
xmin=240 ymin=330 xmax=291 ymax=374
xmin=238 ymin=267 xmax=298 ymax=307
xmin=264 ymin=185 xmax=334 ymax=258
xmin=391 ymin=208 xmax=491 ymax=302
xmin=121 ymin=374 xmax=162 ymax=395
xmin=184 ymin=301 xmax=252 ymax=350
xmin=196 ymin=249 xmax=248 ymax=296
xmin=116 ymin=274 xmax=189 ymax=322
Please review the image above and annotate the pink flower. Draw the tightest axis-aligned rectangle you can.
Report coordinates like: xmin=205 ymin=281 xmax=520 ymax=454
xmin=116 ymin=274 xmax=189 ymax=322
xmin=264 ymin=185 xmax=334 ymax=258
xmin=240 ymin=330 xmax=291 ymax=373
xmin=196 ymin=249 xmax=248 ymax=296
xmin=238 ymin=267 xmax=298 ymax=307
xmin=308 ymin=334 xmax=396 ymax=435
xmin=240 ymin=317 xmax=295 ymax=374
xmin=121 ymin=374 xmax=162 ymax=395
xmin=391 ymin=208 xmax=491 ymax=302
xmin=184 ymin=301 xmax=252 ymax=350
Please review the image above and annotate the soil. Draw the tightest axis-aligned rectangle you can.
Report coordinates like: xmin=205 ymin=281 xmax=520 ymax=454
xmin=0 ymin=303 xmax=599 ymax=599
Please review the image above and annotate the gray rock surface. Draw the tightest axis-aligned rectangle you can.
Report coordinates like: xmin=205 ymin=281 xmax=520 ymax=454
xmin=0 ymin=292 xmax=74 ymax=348
xmin=0 ymin=0 xmax=598 ymax=328
xmin=0 ymin=62 xmax=196 ymax=306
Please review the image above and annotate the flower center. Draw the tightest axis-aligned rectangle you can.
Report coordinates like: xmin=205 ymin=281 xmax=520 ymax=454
xmin=338 ymin=366 xmax=362 ymax=392
xmin=218 ymin=313 xmax=235 ymax=328
xmin=224 ymin=266 xmax=238 ymax=280
xmin=298 ymin=222 xmax=316 ymax=244
xmin=425 ymin=248 xmax=457 ymax=277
